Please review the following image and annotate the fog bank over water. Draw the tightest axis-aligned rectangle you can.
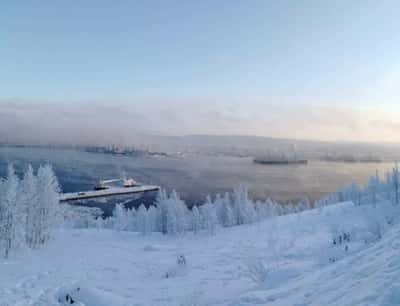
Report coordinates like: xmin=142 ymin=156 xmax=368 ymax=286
xmin=1 ymin=99 xmax=400 ymax=146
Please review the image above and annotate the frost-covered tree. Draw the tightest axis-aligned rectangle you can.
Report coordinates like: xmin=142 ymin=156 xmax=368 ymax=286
xmin=126 ymin=208 xmax=137 ymax=231
xmin=155 ymin=189 xmax=187 ymax=235
xmin=255 ymin=201 xmax=274 ymax=221
xmin=297 ymin=197 xmax=311 ymax=212
xmin=345 ymin=183 xmax=362 ymax=205
xmin=166 ymin=190 xmax=187 ymax=235
xmin=0 ymin=164 xmax=62 ymax=255
xmin=21 ymin=165 xmax=38 ymax=248
xmin=255 ymin=198 xmax=278 ymax=219
xmin=146 ymin=205 xmax=158 ymax=233
xmin=155 ymin=189 xmax=169 ymax=234
xmin=367 ymin=171 xmax=380 ymax=207
xmin=222 ymin=201 xmax=235 ymax=227
xmin=393 ymin=163 xmax=399 ymax=205
xmin=214 ymin=192 xmax=235 ymax=227
xmin=232 ymin=185 xmax=256 ymax=225
xmin=136 ymin=204 xmax=148 ymax=235
xmin=191 ymin=205 xmax=201 ymax=234
xmin=95 ymin=217 xmax=103 ymax=230
xmin=284 ymin=202 xmax=296 ymax=214
xmin=113 ymin=204 xmax=128 ymax=231
xmin=0 ymin=165 xmax=23 ymax=258
xmin=200 ymin=201 xmax=217 ymax=235
xmin=33 ymin=164 xmax=60 ymax=247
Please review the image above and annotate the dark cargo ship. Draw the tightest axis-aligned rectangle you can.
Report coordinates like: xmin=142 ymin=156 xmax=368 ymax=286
xmin=253 ymin=158 xmax=308 ymax=165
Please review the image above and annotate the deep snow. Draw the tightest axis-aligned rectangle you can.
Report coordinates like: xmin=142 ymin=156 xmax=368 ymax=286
xmin=0 ymin=201 xmax=399 ymax=306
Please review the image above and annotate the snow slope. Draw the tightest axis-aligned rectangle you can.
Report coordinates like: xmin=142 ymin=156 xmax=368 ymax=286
xmin=0 ymin=201 xmax=398 ymax=306
xmin=234 ymin=221 xmax=400 ymax=306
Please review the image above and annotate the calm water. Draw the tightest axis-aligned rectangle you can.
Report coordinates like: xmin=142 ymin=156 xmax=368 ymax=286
xmin=0 ymin=146 xmax=396 ymax=204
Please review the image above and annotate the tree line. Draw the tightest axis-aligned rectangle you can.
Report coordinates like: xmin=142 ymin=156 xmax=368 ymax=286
xmin=106 ymin=165 xmax=400 ymax=235
xmin=105 ymin=185 xmax=311 ymax=235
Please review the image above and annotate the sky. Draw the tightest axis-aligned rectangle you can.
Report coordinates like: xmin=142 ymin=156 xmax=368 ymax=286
xmin=1 ymin=1 xmax=400 ymax=144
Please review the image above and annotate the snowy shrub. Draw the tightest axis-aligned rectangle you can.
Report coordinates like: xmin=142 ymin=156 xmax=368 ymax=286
xmin=62 ymin=206 xmax=102 ymax=229
xmin=362 ymin=208 xmax=388 ymax=243
xmin=244 ymin=258 xmax=270 ymax=285
xmin=164 ymin=254 xmax=188 ymax=279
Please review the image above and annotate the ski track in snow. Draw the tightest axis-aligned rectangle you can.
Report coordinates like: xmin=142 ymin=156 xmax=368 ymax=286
xmin=0 ymin=202 xmax=399 ymax=306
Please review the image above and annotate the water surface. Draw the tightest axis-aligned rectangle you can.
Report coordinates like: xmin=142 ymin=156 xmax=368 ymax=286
xmin=0 ymin=146 xmax=395 ymax=204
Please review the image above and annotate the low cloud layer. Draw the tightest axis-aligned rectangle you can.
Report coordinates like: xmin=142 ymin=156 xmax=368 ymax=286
xmin=0 ymin=99 xmax=398 ymax=145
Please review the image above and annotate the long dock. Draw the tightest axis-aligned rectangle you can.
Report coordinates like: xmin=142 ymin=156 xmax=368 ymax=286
xmin=60 ymin=185 xmax=160 ymax=203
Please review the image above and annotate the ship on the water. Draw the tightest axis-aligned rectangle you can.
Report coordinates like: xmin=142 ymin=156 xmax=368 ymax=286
xmin=60 ymin=178 xmax=160 ymax=216
xmin=253 ymin=150 xmax=308 ymax=165
xmin=253 ymin=158 xmax=308 ymax=165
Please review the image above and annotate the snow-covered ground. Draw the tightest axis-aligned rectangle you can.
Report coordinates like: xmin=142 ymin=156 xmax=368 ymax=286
xmin=0 ymin=201 xmax=398 ymax=306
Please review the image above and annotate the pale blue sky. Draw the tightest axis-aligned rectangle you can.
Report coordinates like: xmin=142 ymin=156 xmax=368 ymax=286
xmin=1 ymin=1 xmax=400 ymax=142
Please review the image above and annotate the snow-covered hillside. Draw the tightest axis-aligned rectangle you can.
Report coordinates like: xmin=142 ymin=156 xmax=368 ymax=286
xmin=0 ymin=200 xmax=398 ymax=306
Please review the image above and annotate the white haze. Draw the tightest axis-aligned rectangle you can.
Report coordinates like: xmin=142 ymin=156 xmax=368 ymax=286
xmin=1 ymin=99 xmax=400 ymax=146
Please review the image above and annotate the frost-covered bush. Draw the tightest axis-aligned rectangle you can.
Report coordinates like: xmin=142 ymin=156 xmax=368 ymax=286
xmin=361 ymin=207 xmax=391 ymax=244
xmin=62 ymin=206 xmax=103 ymax=229
xmin=244 ymin=258 xmax=270 ymax=285
xmin=164 ymin=254 xmax=188 ymax=279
